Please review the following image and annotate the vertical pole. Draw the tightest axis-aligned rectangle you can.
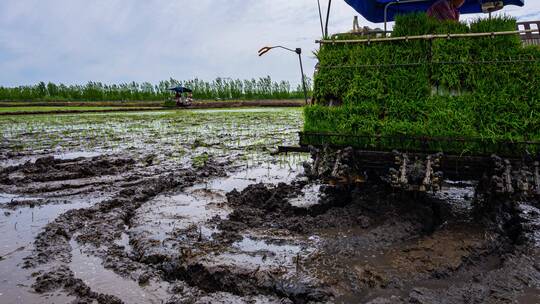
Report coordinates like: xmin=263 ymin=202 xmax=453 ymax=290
xmin=296 ymin=48 xmax=308 ymax=105
xmin=317 ymin=0 xmax=325 ymax=38
xmin=325 ymin=0 xmax=332 ymax=38
xmin=384 ymin=1 xmax=396 ymax=33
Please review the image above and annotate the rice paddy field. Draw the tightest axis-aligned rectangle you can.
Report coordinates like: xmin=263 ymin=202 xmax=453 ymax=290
xmin=1 ymin=107 xmax=539 ymax=304
xmin=0 ymin=108 xmax=304 ymax=165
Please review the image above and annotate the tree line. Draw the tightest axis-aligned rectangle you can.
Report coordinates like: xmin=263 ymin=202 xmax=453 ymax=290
xmin=0 ymin=76 xmax=312 ymax=101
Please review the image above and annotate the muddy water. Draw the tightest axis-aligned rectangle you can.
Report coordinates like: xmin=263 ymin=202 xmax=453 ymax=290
xmin=0 ymin=148 xmax=106 ymax=168
xmin=207 ymin=234 xmax=311 ymax=273
xmin=289 ymin=184 xmax=321 ymax=208
xmin=195 ymin=163 xmax=304 ymax=192
xmin=0 ymin=201 xmax=93 ymax=303
xmin=0 ymin=193 xmax=42 ymax=205
xmin=131 ymin=188 xmax=229 ymax=243
xmin=69 ymin=240 xmax=170 ymax=304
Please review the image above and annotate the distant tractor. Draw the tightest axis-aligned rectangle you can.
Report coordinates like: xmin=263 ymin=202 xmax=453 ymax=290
xmin=169 ymin=86 xmax=193 ymax=107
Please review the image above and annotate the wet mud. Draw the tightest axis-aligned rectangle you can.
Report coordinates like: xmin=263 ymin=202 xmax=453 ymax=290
xmin=0 ymin=150 xmax=538 ymax=304
xmin=1 ymin=151 xmax=539 ymax=303
xmin=1 ymin=109 xmax=539 ymax=303
xmin=216 ymin=181 xmax=540 ymax=304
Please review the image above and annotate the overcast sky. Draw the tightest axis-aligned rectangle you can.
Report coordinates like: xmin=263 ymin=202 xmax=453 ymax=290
xmin=0 ymin=0 xmax=538 ymax=87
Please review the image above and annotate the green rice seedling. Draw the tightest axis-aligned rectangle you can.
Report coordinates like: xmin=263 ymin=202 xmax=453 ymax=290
xmin=306 ymin=14 xmax=540 ymax=156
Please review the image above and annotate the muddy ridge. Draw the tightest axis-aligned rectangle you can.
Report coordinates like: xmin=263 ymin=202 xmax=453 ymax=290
xmin=1 ymin=155 xmax=136 ymax=184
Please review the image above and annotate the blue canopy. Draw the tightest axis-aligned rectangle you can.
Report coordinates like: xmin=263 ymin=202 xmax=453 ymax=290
xmin=344 ymin=0 xmax=525 ymax=23
xmin=169 ymin=86 xmax=192 ymax=93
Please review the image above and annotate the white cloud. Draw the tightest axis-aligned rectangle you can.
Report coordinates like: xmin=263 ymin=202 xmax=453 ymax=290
xmin=0 ymin=0 xmax=538 ymax=86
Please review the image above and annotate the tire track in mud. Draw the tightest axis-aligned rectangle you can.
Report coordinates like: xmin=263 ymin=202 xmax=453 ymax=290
xmin=23 ymin=162 xmax=215 ymax=303
xmin=16 ymin=155 xmax=305 ymax=303
xmin=2 ymin=153 xmax=540 ymax=303
xmin=118 ymin=168 xmax=330 ymax=303
xmin=23 ymin=159 xmax=319 ymax=304
xmin=31 ymin=176 xmax=540 ymax=303
xmin=0 ymin=154 xmax=210 ymax=303
xmin=0 ymin=155 xmax=145 ymax=303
